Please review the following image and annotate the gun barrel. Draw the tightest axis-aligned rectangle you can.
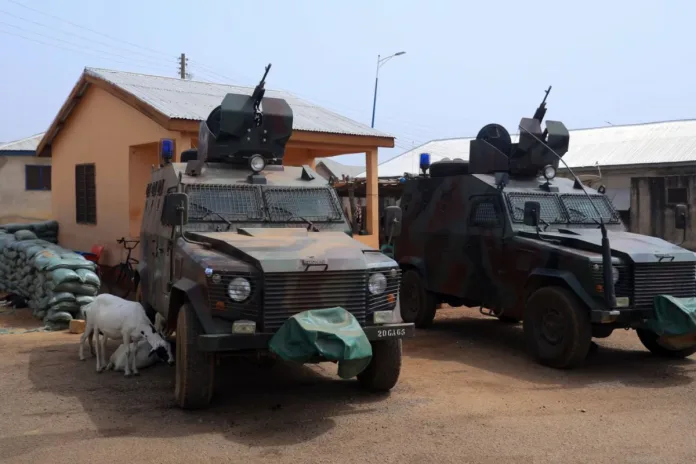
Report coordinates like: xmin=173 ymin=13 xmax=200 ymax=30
xmin=540 ymin=85 xmax=552 ymax=105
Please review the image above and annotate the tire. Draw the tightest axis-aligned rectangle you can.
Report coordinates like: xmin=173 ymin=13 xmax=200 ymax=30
xmin=496 ymin=313 xmax=520 ymax=324
xmin=523 ymin=286 xmax=592 ymax=369
xmin=399 ymin=269 xmax=437 ymax=328
xmin=636 ymin=328 xmax=696 ymax=359
xmin=357 ymin=339 xmax=402 ymax=392
xmin=174 ymin=303 xmax=215 ymax=409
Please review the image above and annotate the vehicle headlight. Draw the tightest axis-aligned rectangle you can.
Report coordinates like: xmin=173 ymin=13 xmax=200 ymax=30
xmin=249 ymin=154 xmax=266 ymax=172
xmin=543 ymin=164 xmax=556 ymax=180
xmin=228 ymin=277 xmax=251 ymax=302
xmin=611 ymin=266 xmax=620 ymax=284
xmin=368 ymin=272 xmax=387 ymax=295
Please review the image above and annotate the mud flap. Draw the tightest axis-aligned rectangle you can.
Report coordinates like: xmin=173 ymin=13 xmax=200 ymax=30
xmin=643 ymin=295 xmax=696 ymax=349
xmin=268 ymin=307 xmax=373 ymax=379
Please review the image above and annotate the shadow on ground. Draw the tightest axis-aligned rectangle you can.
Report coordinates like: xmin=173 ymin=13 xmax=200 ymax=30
xmin=4 ymin=340 xmax=392 ymax=459
xmin=406 ymin=311 xmax=696 ymax=390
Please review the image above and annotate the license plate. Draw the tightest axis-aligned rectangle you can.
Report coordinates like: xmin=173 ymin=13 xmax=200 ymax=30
xmin=615 ymin=297 xmax=630 ymax=308
xmin=376 ymin=328 xmax=407 ymax=338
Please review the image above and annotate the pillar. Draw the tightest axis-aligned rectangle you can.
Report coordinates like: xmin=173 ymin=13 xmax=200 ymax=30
xmin=364 ymin=147 xmax=379 ymax=247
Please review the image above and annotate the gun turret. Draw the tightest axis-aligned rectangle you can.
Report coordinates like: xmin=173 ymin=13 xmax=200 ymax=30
xmin=468 ymin=86 xmax=569 ymax=178
xmin=187 ymin=63 xmax=293 ymax=176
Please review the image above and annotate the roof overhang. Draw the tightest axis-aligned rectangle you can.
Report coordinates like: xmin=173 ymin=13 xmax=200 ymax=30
xmin=0 ymin=150 xmax=37 ymax=156
xmin=37 ymin=70 xmax=395 ymax=157
xmin=560 ymin=160 xmax=696 ymax=172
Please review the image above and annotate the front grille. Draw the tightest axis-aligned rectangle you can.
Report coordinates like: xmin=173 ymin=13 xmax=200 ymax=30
xmin=262 ymin=270 xmax=368 ymax=332
xmin=633 ymin=262 xmax=696 ymax=309
xmin=207 ymin=272 xmax=259 ymax=319
xmin=592 ymin=264 xmax=631 ymax=297
xmin=368 ymin=267 xmax=401 ymax=314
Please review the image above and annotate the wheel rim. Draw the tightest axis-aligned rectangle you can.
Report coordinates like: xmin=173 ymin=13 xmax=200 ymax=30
xmin=539 ymin=308 xmax=566 ymax=345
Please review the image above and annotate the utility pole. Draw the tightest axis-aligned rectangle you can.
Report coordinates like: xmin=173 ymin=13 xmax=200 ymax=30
xmin=178 ymin=53 xmax=188 ymax=79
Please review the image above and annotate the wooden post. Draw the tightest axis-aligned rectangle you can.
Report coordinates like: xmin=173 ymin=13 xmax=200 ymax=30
xmin=365 ymin=148 xmax=379 ymax=247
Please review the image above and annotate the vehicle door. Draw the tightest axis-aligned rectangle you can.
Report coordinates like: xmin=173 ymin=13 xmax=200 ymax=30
xmin=464 ymin=193 xmax=507 ymax=308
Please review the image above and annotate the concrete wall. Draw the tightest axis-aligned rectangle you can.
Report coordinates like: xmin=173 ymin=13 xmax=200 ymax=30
xmin=631 ymin=175 xmax=696 ymax=250
xmin=560 ymin=163 xmax=696 ymax=233
xmin=50 ymin=85 xmax=193 ymax=265
xmin=0 ymin=155 xmax=52 ymax=224
xmin=562 ymin=164 xmax=696 ymax=191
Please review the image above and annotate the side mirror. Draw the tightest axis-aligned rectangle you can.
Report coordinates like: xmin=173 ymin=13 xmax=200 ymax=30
xmin=384 ymin=206 xmax=402 ymax=238
xmin=523 ymin=201 xmax=540 ymax=227
xmin=675 ymin=204 xmax=688 ymax=230
xmin=162 ymin=192 xmax=189 ymax=226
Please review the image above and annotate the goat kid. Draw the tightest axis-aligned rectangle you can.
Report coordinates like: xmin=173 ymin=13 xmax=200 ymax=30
xmin=106 ymin=339 xmax=162 ymax=372
xmin=79 ymin=294 xmax=173 ymax=376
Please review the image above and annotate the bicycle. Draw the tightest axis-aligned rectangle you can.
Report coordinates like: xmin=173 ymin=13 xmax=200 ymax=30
xmin=106 ymin=237 xmax=140 ymax=299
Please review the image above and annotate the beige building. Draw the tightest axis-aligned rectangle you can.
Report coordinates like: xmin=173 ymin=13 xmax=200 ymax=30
xmin=362 ymin=119 xmax=696 ymax=249
xmin=0 ymin=133 xmax=51 ymax=224
xmin=37 ymin=67 xmax=394 ymax=264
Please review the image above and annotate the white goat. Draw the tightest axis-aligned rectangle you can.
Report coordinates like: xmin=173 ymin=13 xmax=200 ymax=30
xmin=79 ymin=294 xmax=173 ymax=376
xmin=105 ymin=339 xmax=161 ymax=372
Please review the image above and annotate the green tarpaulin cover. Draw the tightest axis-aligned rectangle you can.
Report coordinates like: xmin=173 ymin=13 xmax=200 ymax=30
xmin=268 ymin=307 xmax=373 ymax=379
xmin=644 ymin=295 xmax=696 ymax=337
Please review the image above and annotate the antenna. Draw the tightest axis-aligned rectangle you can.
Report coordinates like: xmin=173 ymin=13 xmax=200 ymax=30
xmin=518 ymin=123 xmax=616 ymax=309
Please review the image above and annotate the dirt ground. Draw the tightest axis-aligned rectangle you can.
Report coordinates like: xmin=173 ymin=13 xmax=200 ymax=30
xmin=1 ymin=307 xmax=696 ymax=464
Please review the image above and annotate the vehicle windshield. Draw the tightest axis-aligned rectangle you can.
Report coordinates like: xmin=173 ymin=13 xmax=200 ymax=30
xmin=183 ymin=184 xmax=344 ymax=225
xmin=505 ymin=192 xmax=620 ymax=225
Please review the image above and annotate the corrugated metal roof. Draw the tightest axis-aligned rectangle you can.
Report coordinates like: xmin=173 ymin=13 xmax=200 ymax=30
xmin=357 ymin=119 xmax=696 ymax=177
xmin=0 ymin=132 xmax=45 ymax=152
xmin=316 ymin=157 xmax=365 ymax=179
xmin=85 ymin=68 xmax=391 ymax=138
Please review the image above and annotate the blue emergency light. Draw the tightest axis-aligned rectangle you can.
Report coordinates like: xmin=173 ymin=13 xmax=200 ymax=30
xmin=419 ymin=153 xmax=431 ymax=174
xmin=160 ymin=139 xmax=174 ymax=163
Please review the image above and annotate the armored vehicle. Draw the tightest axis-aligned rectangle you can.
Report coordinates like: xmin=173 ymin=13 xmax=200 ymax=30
xmin=136 ymin=65 xmax=414 ymax=409
xmin=394 ymin=88 xmax=696 ymax=369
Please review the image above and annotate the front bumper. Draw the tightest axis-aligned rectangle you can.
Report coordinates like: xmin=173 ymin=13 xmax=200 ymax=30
xmin=197 ymin=322 xmax=416 ymax=352
xmin=591 ymin=308 xmax=654 ymax=324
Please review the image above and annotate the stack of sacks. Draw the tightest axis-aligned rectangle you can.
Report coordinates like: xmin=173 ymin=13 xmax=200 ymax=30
xmin=0 ymin=229 xmax=100 ymax=331
xmin=0 ymin=220 xmax=59 ymax=244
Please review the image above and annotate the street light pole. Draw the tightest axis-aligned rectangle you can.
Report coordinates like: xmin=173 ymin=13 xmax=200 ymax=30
xmin=370 ymin=51 xmax=406 ymax=128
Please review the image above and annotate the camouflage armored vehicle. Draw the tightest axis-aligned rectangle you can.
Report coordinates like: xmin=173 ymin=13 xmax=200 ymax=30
xmin=393 ymin=88 xmax=696 ymax=369
xmin=136 ymin=65 xmax=414 ymax=409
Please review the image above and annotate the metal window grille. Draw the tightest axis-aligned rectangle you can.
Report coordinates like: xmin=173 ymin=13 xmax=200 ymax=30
xmin=506 ymin=192 xmax=567 ymax=223
xmin=470 ymin=199 xmax=502 ymax=227
xmin=560 ymin=194 xmax=620 ymax=224
xmin=75 ymin=164 xmax=96 ymax=224
xmin=184 ymin=184 xmax=265 ymax=221
xmin=263 ymin=187 xmax=343 ymax=222
xmin=25 ymin=165 xmax=51 ymax=191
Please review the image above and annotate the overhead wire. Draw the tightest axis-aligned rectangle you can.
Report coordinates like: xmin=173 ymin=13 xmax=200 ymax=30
xmin=3 ymin=0 xmax=173 ymax=61
xmin=0 ymin=8 xmax=175 ymax=69
xmin=0 ymin=28 xmax=171 ymax=73
xmin=1 ymin=0 xmax=438 ymax=152
xmin=0 ymin=20 xmax=174 ymax=73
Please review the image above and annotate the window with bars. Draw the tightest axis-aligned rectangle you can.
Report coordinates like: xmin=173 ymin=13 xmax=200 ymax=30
xmin=25 ymin=165 xmax=51 ymax=191
xmin=469 ymin=196 xmax=503 ymax=228
xmin=75 ymin=164 xmax=96 ymax=224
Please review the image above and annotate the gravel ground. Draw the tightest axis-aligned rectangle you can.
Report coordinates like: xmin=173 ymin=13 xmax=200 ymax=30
xmin=1 ymin=306 xmax=696 ymax=464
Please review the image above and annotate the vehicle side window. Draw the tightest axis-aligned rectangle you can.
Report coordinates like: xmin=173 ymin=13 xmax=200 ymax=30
xmin=469 ymin=196 xmax=503 ymax=228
